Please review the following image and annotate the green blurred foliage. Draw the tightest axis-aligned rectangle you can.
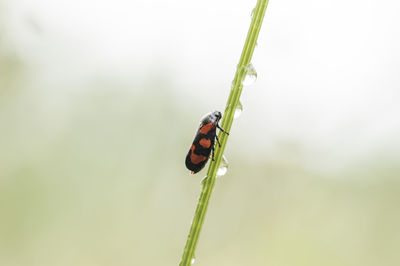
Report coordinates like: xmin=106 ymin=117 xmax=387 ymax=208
xmin=0 ymin=14 xmax=399 ymax=266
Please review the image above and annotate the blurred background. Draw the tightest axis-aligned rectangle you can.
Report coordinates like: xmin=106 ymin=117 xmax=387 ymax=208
xmin=1 ymin=0 xmax=399 ymax=265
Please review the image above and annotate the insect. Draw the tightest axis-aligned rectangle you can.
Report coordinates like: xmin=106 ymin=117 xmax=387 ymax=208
xmin=185 ymin=111 xmax=229 ymax=174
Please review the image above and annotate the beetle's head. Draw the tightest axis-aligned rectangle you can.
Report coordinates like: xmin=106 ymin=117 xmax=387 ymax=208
xmin=212 ymin=111 xmax=222 ymax=121
xmin=199 ymin=111 xmax=222 ymax=127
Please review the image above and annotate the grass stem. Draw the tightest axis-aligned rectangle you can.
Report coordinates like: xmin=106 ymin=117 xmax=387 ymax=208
xmin=179 ymin=1 xmax=269 ymax=265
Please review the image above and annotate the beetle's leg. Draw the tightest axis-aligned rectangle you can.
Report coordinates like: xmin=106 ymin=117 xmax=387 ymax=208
xmin=217 ymin=124 xmax=229 ymax=135
xmin=215 ymin=135 xmax=221 ymax=147
xmin=211 ymin=147 xmax=215 ymax=161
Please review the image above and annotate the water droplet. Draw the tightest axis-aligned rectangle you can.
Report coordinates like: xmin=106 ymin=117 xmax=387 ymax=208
xmin=242 ymin=63 xmax=257 ymax=86
xmin=217 ymin=155 xmax=229 ymax=177
xmin=191 ymin=258 xmax=196 ymax=264
xmin=251 ymin=8 xmax=256 ymax=18
xmin=234 ymin=101 xmax=243 ymax=119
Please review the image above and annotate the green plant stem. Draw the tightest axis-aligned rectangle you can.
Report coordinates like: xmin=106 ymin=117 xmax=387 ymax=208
xmin=179 ymin=1 xmax=269 ymax=265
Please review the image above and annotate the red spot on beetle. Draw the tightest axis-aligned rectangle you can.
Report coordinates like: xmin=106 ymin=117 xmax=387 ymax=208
xmin=199 ymin=138 xmax=211 ymax=148
xmin=199 ymin=123 xmax=214 ymax=134
xmin=190 ymin=152 xmax=207 ymax=165
xmin=190 ymin=145 xmax=207 ymax=164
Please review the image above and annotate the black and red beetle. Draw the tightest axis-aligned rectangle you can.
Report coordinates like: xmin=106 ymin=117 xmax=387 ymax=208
xmin=185 ymin=111 xmax=229 ymax=174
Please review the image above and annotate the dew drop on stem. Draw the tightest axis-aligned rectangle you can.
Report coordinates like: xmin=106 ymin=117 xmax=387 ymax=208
xmin=217 ymin=155 xmax=229 ymax=177
xmin=242 ymin=63 xmax=257 ymax=86
xmin=234 ymin=101 xmax=243 ymax=119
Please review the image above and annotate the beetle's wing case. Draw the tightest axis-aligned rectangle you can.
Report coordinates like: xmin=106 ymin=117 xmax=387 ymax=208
xmin=185 ymin=135 xmax=212 ymax=173
xmin=185 ymin=110 xmax=225 ymax=174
